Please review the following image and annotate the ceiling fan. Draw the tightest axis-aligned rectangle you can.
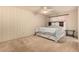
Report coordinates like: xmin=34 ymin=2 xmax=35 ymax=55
xmin=35 ymin=6 xmax=54 ymax=15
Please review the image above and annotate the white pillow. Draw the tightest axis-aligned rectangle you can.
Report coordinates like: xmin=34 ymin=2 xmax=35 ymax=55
xmin=51 ymin=22 xmax=59 ymax=27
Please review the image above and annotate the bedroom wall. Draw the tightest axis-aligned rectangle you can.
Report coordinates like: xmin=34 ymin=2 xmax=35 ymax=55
xmin=50 ymin=9 xmax=77 ymax=30
xmin=0 ymin=7 xmax=47 ymax=42
xmin=49 ymin=8 xmax=78 ymax=37
xmin=68 ymin=9 xmax=78 ymax=37
xmin=78 ymin=7 xmax=79 ymax=39
xmin=66 ymin=9 xmax=78 ymax=31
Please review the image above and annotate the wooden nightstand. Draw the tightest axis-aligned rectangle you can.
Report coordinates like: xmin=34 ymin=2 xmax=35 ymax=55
xmin=65 ymin=30 xmax=75 ymax=37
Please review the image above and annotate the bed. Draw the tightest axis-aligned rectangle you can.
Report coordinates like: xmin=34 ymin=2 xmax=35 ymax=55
xmin=35 ymin=21 xmax=66 ymax=42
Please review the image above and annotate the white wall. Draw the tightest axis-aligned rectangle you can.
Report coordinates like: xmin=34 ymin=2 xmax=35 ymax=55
xmin=0 ymin=7 xmax=47 ymax=42
xmin=50 ymin=9 xmax=77 ymax=30
xmin=50 ymin=9 xmax=78 ymax=36
xmin=78 ymin=7 xmax=79 ymax=39
xmin=66 ymin=9 xmax=78 ymax=31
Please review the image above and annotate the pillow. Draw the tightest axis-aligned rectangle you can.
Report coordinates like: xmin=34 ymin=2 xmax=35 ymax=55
xmin=51 ymin=22 xmax=59 ymax=27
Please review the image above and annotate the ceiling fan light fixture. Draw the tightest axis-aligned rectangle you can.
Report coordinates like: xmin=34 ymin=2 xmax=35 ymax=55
xmin=39 ymin=6 xmax=52 ymax=15
xmin=43 ymin=10 xmax=48 ymax=14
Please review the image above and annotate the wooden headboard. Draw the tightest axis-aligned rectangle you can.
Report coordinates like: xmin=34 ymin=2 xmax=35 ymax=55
xmin=48 ymin=21 xmax=64 ymax=27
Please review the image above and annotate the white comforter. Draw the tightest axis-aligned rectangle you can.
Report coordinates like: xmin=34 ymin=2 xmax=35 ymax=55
xmin=35 ymin=26 xmax=65 ymax=41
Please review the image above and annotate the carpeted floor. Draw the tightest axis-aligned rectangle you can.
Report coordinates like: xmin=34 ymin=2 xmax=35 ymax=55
xmin=0 ymin=35 xmax=79 ymax=52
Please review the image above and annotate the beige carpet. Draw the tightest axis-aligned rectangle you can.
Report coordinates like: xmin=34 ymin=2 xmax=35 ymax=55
xmin=0 ymin=35 xmax=79 ymax=52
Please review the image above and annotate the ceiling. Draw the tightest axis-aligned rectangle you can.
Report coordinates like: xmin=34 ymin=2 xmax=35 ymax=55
xmin=18 ymin=6 xmax=77 ymax=16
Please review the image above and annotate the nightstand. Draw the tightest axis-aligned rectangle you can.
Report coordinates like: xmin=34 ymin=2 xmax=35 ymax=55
xmin=65 ymin=30 xmax=75 ymax=37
